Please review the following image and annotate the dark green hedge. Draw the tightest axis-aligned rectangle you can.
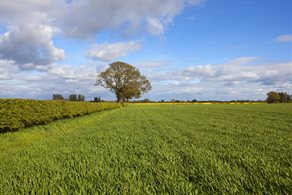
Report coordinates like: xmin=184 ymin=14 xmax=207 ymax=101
xmin=0 ymin=99 xmax=121 ymax=132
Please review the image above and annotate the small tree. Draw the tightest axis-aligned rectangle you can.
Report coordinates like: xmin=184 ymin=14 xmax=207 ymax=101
xmin=142 ymin=98 xmax=150 ymax=103
xmin=69 ymin=94 xmax=77 ymax=101
xmin=94 ymin=97 xmax=102 ymax=102
xmin=96 ymin=61 xmax=151 ymax=103
xmin=80 ymin=95 xmax=85 ymax=101
xmin=52 ymin=94 xmax=64 ymax=100
xmin=77 ymin=94 xmax=85 ymax=101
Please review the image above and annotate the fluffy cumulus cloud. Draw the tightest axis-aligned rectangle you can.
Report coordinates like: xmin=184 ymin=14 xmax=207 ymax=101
xmin=0 ymin=24 xmax=64 ymax=69
xmin=275 ymin=34 xmax=292 ymax=42
xmin=58 ymin=0 xmax=201 ymax=38
xmin=0 ymin=0 xmax=56 ymax=25
xmin=87 ymin=41 xmax=141 ymax=62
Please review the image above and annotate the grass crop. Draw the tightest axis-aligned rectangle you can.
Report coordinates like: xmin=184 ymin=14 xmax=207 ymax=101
xmin=0 ymin=104 xmax=291 ymax=194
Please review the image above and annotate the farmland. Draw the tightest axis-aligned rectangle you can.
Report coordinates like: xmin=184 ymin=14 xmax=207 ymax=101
xmin=0 ymin=104 xmax=291 ymax=194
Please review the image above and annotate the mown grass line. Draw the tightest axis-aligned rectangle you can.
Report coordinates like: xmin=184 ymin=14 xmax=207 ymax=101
xmin=0 ymin=108 xmax=121 ymax=153
xmin=0 ymin=104 xmax=291 ymax=194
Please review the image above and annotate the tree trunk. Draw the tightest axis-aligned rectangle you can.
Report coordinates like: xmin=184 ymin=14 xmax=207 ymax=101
xmin=116 ymin=92 xmax=121 ymax=103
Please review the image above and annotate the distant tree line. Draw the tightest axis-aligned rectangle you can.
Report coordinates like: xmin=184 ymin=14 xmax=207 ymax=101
xmin=130 ymin=92 xmax=292 ymax=104
xmin=129 ymin=99 xmax=264 ymax=103
xmin=266 ymin=91 xmax=291 ymax=103
xmin=52 ymin=94 xmax=85 ymax=101
xmin=52 ymin=94 xmax=109 ymax=102
xmin=91 ymin=96 xmax=105 ymax=102
xmin=52 ymin=91 xmax=291 ymax=104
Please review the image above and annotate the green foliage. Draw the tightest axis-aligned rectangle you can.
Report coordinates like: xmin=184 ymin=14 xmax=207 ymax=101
xmin=192 ymin=99 xmax=197 ymax=102
xmin=279 ymin=92 xmax=291 ymax=103
xmin=69 ymin=94 xmax=85 ymax=101
xmin=0 ymin=104 xmax=291 ymax=194
xmin=0 ymin=99 xmax=121 ymax=132
xmin=52 ymin=94 xmax=64 ymax=100
xmin=93 ymin=96 xmax=102 ymax=102
xmin=96 ymin=61 xmax=151 ymax=102
xmin=267 ymin=91 xmax=291 ymax=103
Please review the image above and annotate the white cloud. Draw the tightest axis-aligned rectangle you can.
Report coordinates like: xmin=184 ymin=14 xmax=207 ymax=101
xmin=0 ymin=0 xmax=56 ymax=26
xmin=48 ymin=64 xmax=98 ymax=81
xmin=1 ymin=0 xmax=201 ymax=39
xmin=136 ymin=60 xmax=170 ymax=69
xmin=87 ymin=41 xmax=141 ymax=62
xmin=184 ymin=57 xmax=259 ymax=78
xmin=0 ymin=24 xmax=64 ymax=69
xmin=0 ymin=60 xmax=17 ymax=80
xmin=185 ymin=65 xmax=216 ymax=77
xmin=183 ymin=58 xmax=292 ymax=85
xmin=275 ymin=34 xmax=292 ymax=42
xmin=146 ymin=18 xmax=165 ymax=36
xmin=58 ymin=0 xmax=199 ymax=38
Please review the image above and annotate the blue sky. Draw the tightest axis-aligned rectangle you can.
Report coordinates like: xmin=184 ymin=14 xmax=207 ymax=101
xmin=0 ymin=0 xmax=291 ymax=101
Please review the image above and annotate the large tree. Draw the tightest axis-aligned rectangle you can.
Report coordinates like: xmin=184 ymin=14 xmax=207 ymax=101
xmin=96 ymin=61 xmax=151 ymax=102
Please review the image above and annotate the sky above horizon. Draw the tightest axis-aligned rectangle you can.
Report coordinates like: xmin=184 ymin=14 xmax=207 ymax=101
xmin=0 ymin=0 xmax=291 ymax=101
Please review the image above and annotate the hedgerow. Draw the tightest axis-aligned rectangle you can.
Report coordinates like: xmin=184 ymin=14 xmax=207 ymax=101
xmin=0 ymin=99 xmax=121 ymax=132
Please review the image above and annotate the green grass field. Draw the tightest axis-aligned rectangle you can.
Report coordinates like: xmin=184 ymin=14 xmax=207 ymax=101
xmin=0 ymin=104 xmax=291 ymax=194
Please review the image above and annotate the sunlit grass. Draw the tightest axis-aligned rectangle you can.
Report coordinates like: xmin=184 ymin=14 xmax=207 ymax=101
xmin=0 ymin=104 xmax=291 ymax=194
xmin=128 ymin=102 xmax=263 ymax=106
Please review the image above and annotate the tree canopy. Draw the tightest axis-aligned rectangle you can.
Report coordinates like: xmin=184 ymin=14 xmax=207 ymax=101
xmin=96 ymin=61 xmax=151 ymax=102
